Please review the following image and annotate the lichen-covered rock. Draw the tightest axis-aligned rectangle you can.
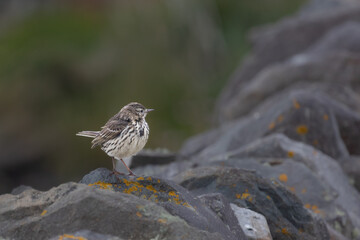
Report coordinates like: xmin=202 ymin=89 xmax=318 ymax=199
xmin=181 ymin=91 xmax=351 ymax=161
xmin=215 ymin=5 xmax=360 ymax=122
xmin=208 ymin=134 xmax=360 ymax=239
xmin=174 ymin=166 xmax=330 ymax=240
xmin=214 ymin=51 xmax=360 ymax=120
xmin=80 ymin=168 xmax=243 ymax=240
xmin=0 ymin=182 xmax=224 ymax=240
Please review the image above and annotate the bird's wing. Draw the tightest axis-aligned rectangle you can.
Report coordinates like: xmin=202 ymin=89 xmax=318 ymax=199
xmin=91 ymin=117 xmax=130 ymax=148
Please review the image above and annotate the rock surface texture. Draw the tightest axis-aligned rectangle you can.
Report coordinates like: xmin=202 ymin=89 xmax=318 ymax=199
xmin=2 ymin=1 xmax=360 ymax=240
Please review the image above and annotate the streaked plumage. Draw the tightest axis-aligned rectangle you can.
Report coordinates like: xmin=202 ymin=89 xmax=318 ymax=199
xmin=76 ymin=102 xmax=153 ymax=175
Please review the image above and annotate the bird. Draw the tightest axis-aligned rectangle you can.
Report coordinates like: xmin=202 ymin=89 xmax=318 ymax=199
xmin=76 ymin=102 xmax=154 ymax=175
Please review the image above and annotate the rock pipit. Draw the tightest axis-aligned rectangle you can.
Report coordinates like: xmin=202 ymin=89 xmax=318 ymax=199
xmin=76 ymin=102 xmax=153 ymax=175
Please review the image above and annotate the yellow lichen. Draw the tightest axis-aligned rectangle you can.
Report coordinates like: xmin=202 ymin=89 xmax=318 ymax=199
xmin=88 ymin=181 xmax=113 ymax=190
xmin=146 ymin=177 xmax=152 ymax=181
xmin=288 ymin=186 xmax=295 ymax=193
xmin=168 ymin=191 xmax=177 ymax=196
xmin=41 ymin=210 xmax=47 ymax=216
xmin=236 ymin=193 xmax=241 ymax=199
xmin=268 ymin=122 xmax=276 ymax=130
xmin=158 ymin=218 xmax=167 ymax=224
xmin=266 ymin=195 xmax=271 ymax=200
xmin=146 ymin=185 xmax=157 ymax=193
xmin=241 ymin=193 xmax=250 ymax=199
xmin=282 ymin=228 xmax=290 ymax=235
xmin=58 ymin=234 xmax=87 ymax=240
xmin=136 ymin=177 xmax=144 ymax=181
xmin=136 ymin=211 xmax=142 ymax=218
xmin=277 ymin=115 xmax=284 ymax=123
xmin=123 ymin=186 xmax=140 ymax=194
xmin=296 ymin=125 xmax=308 ymax=135
xmin=278 ymin=174 xmax=288 ymax=183
xmin=293 ymin=99 xmax=301 ymax=109
xmin=323 ymin=114 xmax=329 ymax=121
xmin=301 ymin=188 xmax=307 ymax=194
xmin=287 ymin=151 xmax=294 ymax=158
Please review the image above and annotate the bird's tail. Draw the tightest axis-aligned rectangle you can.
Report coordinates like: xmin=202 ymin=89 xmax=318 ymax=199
xmin=76 ymin=130 xmax=99 ymax=138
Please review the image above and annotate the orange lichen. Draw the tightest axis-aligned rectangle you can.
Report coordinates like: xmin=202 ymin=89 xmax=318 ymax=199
xmin=277 ymin=115 xmax=284 ymax=123
xmin=312 ymin=150 xmax=318 ymax=156
xmin=287 ymin=151 xmax=294 ymax=158
xmin=323 ymin=114 xmax=329 ymax=121
xmin=281 ymin=228 xmax=290 ymax=236
xmin=58 ymin=234 xmax=87 ymax=240
xmin=236 ymin=193 xmax=241 ymax=199
xmin=41 ymin=210 xmax=47 ymax=216
xmin=158 ymin=218 xmax=167 ymax=224
xmin=136 ymin=211 xmax=142 ymax=218
xmin=168 ymin=191 xmax=177 ymax=197
xmin=123 ymin=185 xmax=140 ymax=194
xmin=146 ymin=177 xmax=152 ymax=181
xmin=136 ymin=177 xmax=144 ymax=181
xmin=157 ymin=179 xmax=160 ymax=183
xmin=296 ymin=125 xmax=308 ymax=135
xmin=293 ymin=99 xmax=301 ymax=109
xmin=268 ymin=122 xmax=276 ymax=130
xmin=313 ymin=140 xmax=319 ymax=146
xmin=288 ymin=187 xmax=295 ymax=193
xmin=146 ymin=185 xmax=157 ymax=193
xmin=278 ymin=174 xmax=288 ymax=183
xmin=266 ymin=195 xmax=271 ymax=200
xmin=301 ymin=188 xmax=307 ymax=194
xmin=241 ymin=193 xmax=250 ymax=199
xmin=304 ymin=203 xmax=311 ymax=209
xmin=88 ymin=181 xmax=113 ymax=190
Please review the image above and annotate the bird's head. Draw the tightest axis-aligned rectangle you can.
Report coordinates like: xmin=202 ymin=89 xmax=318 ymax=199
xmin=123 ymin=102 xmax=154 ymax=120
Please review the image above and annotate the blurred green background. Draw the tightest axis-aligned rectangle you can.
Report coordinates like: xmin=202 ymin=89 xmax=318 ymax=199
xmin=0 ymin=0 xmax=304 ymax=192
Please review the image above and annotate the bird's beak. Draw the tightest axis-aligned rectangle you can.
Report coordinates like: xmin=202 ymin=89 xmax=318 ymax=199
xmin=146 ymin=109 xmax=154 ymax=113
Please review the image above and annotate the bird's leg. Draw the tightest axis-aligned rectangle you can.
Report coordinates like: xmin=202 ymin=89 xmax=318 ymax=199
xmin=110 ymin=158 xmax=123 ymax=176
xmin=120 ymin=158 xmax=135 ymax=176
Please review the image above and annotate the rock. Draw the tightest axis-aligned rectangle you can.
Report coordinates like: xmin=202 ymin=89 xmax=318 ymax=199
xmin=0 ymin=182 xmax=224 ymax=240
xmin=129 ymin=149 xmax=176 ymax=169
xmin=230 ymin=204 xmax=272 ymax=240
xmin=214 ymin=51 xmax=360 ymax=120
xmin=181 ymin=91 xmax=351 ymax=162
xmin=207 ymin=134 xmax=360 ymax=238
xmin=50 ymin=230 xmax=124 ymax=240
xmin=308 ymin=21 xmax=360 ymax=54
xmin=80 ymin=168 xmax=243 ymax=240
xmin=215 ymin=5 xmax=360 ymax=122
xmin=299 ymin=0 xmax=360 ymax=16
xmin=197 ymin=193 xmax=247 ymax=239
xmin=343 ymin=156 xmax=360 ymax=192
xmin=175 ymin=166 xmax=330 ymax=240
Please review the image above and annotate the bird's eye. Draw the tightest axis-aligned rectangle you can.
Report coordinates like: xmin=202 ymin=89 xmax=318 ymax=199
xmin=138 ymin=108 xmax=144 ymax=113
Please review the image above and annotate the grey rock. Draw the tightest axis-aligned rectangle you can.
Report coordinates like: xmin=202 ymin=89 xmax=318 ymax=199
xmin=0 ymin=182 xmax=224 ymax=240
xmin=299 ymin=0 xmax=360 ymax=16
xmin=215 ymin=51 xmax=360 ymax=120
xmin=50 ymin=230 xmax=125 ymax=240
xmin=215 ymin=5 xmax=360 ymax=122
xmin=197 ymin=193 xmax=247 ymax=239
xmin=181 ymin=91 xmax=351 ymax=162
xmin=129 ymin=148 xmax=176 ymax=169
xmin=308 ymin=21 xmax=360 ymax=54
xmin=209 ymin=134 xmax=360 ymax=238
xmin=80 ymin=168 xmax=243 ymax=240
xmin=230 ymin=204 xmax=272 ymax=240
xmin=175 ymin=166 xmax=329 ymax=240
